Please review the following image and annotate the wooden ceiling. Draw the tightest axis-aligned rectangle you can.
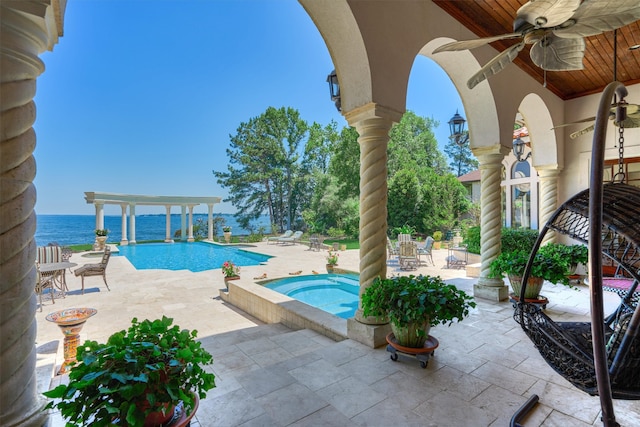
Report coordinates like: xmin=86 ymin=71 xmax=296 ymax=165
xmin=433 ymin=0 xmax=640 ymax=100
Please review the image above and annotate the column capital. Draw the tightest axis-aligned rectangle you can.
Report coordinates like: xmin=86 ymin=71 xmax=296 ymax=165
xmin=344 ymin=102 xmax=403 ymax=128
xmin=536 ymin=165 xmax=562 ymax=177
xmin=473 ymin=144 xmax=509 ymax=166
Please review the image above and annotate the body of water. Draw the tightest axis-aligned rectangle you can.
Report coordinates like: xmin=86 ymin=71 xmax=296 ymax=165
xmin=116 ymin=242 xmax=271 ymax=273
xmin=35 ymin=214 xmax=271 ymax=247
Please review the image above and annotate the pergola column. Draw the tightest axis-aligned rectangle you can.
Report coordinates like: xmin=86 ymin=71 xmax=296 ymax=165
xmin=473 ymin=146 xmax=510 ymax=301
xmin=165 ymin=205 xmax=174 ymax=243
xmin=0 ymin=2 xmax=64 ymax=426
xmin=344 ymin=103 xmax=403 ymax=348
xmin=537 ymin=166 xmax=561 ymax=245
xmin=95 ymin=202 xmax=105 ymax=230
xmin=128 ymin=203 xmax=137 ymax=245
xmin=187 ymin=205 xmax=195 ymax=242
xmin=180 ymin=205 xmax=187 ymax=241
xmin=119 ymin=203 xmax=128 ymax=245
xmin=207 ymin=204 xmax=214 ymax=241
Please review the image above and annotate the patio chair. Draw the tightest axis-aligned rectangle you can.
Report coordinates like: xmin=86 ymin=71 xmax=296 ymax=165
xmin=398 ymin=241 xmax=419 ymax=270
xmin=309 ymin=234 xmax=323 ymax=251
xmin=35 ymin=263 xmax=57 ymax=311
xmin=386 ymin=236 xmax=399 ymax=263
xmin=418 ymin=236 xmax=434 ymax=266
xmin=268 ymin=230 xmax=292 ymax=244
xmin=74 ymin=247 xmax=111 ymax=294
xmin=278 ymin=230 xmax=303 ymax=245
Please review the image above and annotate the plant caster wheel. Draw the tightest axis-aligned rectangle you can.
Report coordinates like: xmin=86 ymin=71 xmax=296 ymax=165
xmin=390 ymin=353 xmax=398 ymax=361
xmin=420 ymin=360 xmax=428 ymax=369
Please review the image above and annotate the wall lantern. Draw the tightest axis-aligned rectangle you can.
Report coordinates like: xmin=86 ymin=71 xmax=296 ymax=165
xmin=448 ymin=110 xmax=469 ymax=145
xmin=326 ymin=69 xmax=341 ymax=112
xmin=513 ymin=135 xmax=532 ymax=162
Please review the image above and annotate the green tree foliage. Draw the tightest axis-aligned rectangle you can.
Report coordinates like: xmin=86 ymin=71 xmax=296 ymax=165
xmin=420 ymin=171 xmax=471 ymax=233
xmin=388 ymin=111 xmax=449 ymax=179
xmin=302 ymin=176 xmax=359 ymax=238
xmin=213 ymin=106 xmax=309 ymax=232
xmin=444 ymin=131 xmax=479 ymax=177
xmin=328 ymin=126 xmax=360 ymax=198
xmin=387 ymin=168 xmax=421 ymax=231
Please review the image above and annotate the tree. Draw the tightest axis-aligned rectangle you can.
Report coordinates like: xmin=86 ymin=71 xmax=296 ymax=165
xmin=387 ymin=168 xmax=421 ymax=231
xmin=420 ymin=171 xmax=471 ymax=232
xmin=213 ymin=106 xmax=308 ymax=232
xmin=388 ymin=111 xmax=449 ymax=179
xmin=328 ymin=126 xmax=360 ymax=199
xmin=444 ymin=132 xmax=479 ymax=177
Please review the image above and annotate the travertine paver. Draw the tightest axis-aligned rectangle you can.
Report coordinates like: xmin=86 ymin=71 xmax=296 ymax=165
xmin=40 ymin=241 xmax=640 ymax=426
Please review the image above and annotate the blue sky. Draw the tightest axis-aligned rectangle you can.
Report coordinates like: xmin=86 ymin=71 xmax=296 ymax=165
xmin=34 ymin=0 xmax=463 ymax=215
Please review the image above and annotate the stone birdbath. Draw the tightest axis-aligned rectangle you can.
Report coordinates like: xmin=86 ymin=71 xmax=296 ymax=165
xmin=46 ymin=307 xmax=97 ymax=374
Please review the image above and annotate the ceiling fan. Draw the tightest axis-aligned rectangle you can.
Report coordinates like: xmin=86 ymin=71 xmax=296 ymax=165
xmin=433 ymin=0 xmax=640 ymax=89
xmin=552 ymin=29 xmax=640 ymax=139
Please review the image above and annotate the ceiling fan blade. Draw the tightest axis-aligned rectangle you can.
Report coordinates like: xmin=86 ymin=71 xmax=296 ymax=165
xmin=517 ymin=0 xmax=581 ymax=28
xmin=467 ymin=42 xmax=525 ymax=89
xmin=552 ymin=116 xmax=596 ymax=129
xmin=615 ymin=116 xmax=640 ymax=129
xmin=570 ymin=124 xmax=595 ymax=139
xmin=530 ymin=34 xmax=585 ymax=71
xmin=555 ymin=0 xmax=640 ymax=38
xmin=432 ymin=33 xmax=522 ymax=53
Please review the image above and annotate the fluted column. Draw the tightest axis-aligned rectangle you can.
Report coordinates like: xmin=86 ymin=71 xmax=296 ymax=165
xmin=537 ymin=167 xmax=561 ymax=245
xmin=180 ymin=205 xmax=187 ymax=241
xmin=187 ymin=205 xmax=195 ymax=242
xmin=0 ymin=2 xmax=65 ymax=426
xmin=473 ymin=146 xmax=510 ymax=301
xmin=344 ymin=103 xmax=402 ymax=347
xmin=207 ymin=204 xmax=214 ymax=241
xmin=128 ymin=203 xmax=137 ymax=244
xmin=165 ymin=205 xmax=173 ymax=242
xmin=95 ymin=202 xmax=105 ymax=230
xmin=120 ymin=203 xmax=128 ymax=245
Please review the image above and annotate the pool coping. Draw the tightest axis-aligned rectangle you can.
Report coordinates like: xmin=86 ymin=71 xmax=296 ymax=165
xmin=219 ymin=276 xmax=349 ymax=342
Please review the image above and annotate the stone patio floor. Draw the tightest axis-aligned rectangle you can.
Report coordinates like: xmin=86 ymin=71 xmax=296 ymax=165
xmin=37 ymin=241 xmax=640 ymax=426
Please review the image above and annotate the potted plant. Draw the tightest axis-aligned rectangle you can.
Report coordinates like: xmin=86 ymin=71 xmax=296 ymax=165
xmin=222 ymin=226 xmax=232 ymax=243
xmin=361 ymin=274 xmax=476 ymax=348
xmin=95 ymin=229 xmax=109 ymax=250
xmin=326 ymin=250 xmax=339 ymax=273
xmin=222 ymin=260 xmax=240 ymax=283
xmin=488 ymin=245 xmax=577 ymax=300
xmin=539 ymin=243 xmax=588 ymax=275
xmin=432 ymin=231 xmax=443 ymax=250
xmin=43 ymin=316 xmax=216 ymax=427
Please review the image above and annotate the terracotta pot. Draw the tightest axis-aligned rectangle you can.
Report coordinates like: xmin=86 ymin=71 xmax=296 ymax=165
xmin=509 ymin=275 xmax=544 ymax=299
xmin=326 ymin=264 xmax=336 ymax=273
xmin=224 ymin=276 xmax=240 ymax=281
xmin=390 ymin=320 xmax=431 ymax=348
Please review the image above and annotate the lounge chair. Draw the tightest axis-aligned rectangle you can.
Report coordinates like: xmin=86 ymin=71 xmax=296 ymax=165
xmin=418 ymin=236 xmax=434 ymax=266
xmin=268 ymin=230 xmax=292 ymax=244
xmin=398 ymin=241 xmax=419 ymax=270
xmin=74 ymin=247 xmax=111 ymax=294
xmin=278 ymin=230 xmax=303 ymax=245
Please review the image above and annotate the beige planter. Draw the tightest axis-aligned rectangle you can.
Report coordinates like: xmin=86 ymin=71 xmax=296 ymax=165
xmin=223 ymin=231 xmax=232 ymax=243
xmin=95 ymin=236 xmax=107 ymax=251
xmin=509 ymin=275 xmax=544 ymax=299
xmin=390 ymin=320 xmax=431 ymax=348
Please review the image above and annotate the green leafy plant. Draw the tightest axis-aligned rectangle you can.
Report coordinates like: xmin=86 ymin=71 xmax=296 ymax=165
xmin=222 ymin=226 xmax=232 ymax=233
xmin=362 ymin=274 xmax=476 ymax=330
xmin=221 ymin=260 xmax=240 ymax=278
xmin=326 ymin=250 xmax=339 ymax=266
xmin=432 ymin=231 xmax=443 ymax=242
xmin=43 ymin=316 xmax=216 ymax=427
xmin=539 ymin=243 xmax=588 ymax=273
xmin=488 ymin=248 xmax=573 ymax=287
xmin=392 ymin=224 xmax=416 ymax=237
xmin=95 ymin=229 xmax=109 ymax=237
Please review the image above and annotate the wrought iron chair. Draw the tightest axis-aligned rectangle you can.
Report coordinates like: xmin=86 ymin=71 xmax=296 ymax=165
xmin=74 ymin=247 xmax=111 ymax=294
xmin=35 ymin=263 xmax=57 ymax=311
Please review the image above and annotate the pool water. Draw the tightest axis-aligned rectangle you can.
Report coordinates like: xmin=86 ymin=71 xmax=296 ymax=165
xmin=115 ymin=242 xmax=271 ymax=272
xmin=264 ymin=274 xmax=359 ymax=319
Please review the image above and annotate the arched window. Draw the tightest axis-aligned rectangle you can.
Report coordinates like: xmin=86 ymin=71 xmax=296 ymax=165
xmin=502 ymin=156 xmax=539 ymax=229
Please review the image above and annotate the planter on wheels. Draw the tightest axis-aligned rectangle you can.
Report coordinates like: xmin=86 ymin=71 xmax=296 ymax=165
xmin=509 ymin=275 xmax=544 ymax=299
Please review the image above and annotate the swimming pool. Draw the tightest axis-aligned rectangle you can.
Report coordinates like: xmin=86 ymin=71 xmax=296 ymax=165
xmin=116 ymin=242 xmax=271 ymax=272
xmin=264 ymin=274 xmax=359 ymax=319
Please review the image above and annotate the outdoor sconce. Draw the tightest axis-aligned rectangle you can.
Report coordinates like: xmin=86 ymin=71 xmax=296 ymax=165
xmin=448 ymin=110 xmax=469 ymax=145
xmin=326 ymin=69 xmax=341 ymax=112
xmin=513 ymin=135 xmax=532 ymax=162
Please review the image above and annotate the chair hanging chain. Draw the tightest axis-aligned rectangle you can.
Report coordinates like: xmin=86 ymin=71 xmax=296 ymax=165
xmin=614 ymin=122 xmax=625 ymax=183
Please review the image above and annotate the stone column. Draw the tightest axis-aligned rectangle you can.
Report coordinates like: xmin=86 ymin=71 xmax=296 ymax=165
xmin=0 ymin=2 xmax=65 ymax=426
xmin=95 ymin=202 xmax=105 ymax=230
xmin=473 ymin=146 xmax=510 ymax=301
xmin=180 ymin=205 xmax=187 ymax=241
xmin=128 ymin=203 xmax=137 ymax=245
xmin=187 ymin=205 xmax=195 ymax=242
xmin=120 ymin=203 xmax=128 ymax=245
xmin=344 ymin=103 xmax=402 ymax=348
xmin=537 ymin=167 xmax=561 ymax=245
xmin=207 ymin=204 xmax=214 ymax=241
xmin=165 ymin=205 xmax=174 ymax=242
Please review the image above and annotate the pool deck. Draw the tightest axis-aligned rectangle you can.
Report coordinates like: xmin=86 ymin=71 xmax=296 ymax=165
xmin=38 ymin=241 xmax=640 ymax=426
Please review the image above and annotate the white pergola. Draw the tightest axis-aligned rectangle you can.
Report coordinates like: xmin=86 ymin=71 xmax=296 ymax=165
xmin=84 ymin=192 xmax=222 ymax=245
